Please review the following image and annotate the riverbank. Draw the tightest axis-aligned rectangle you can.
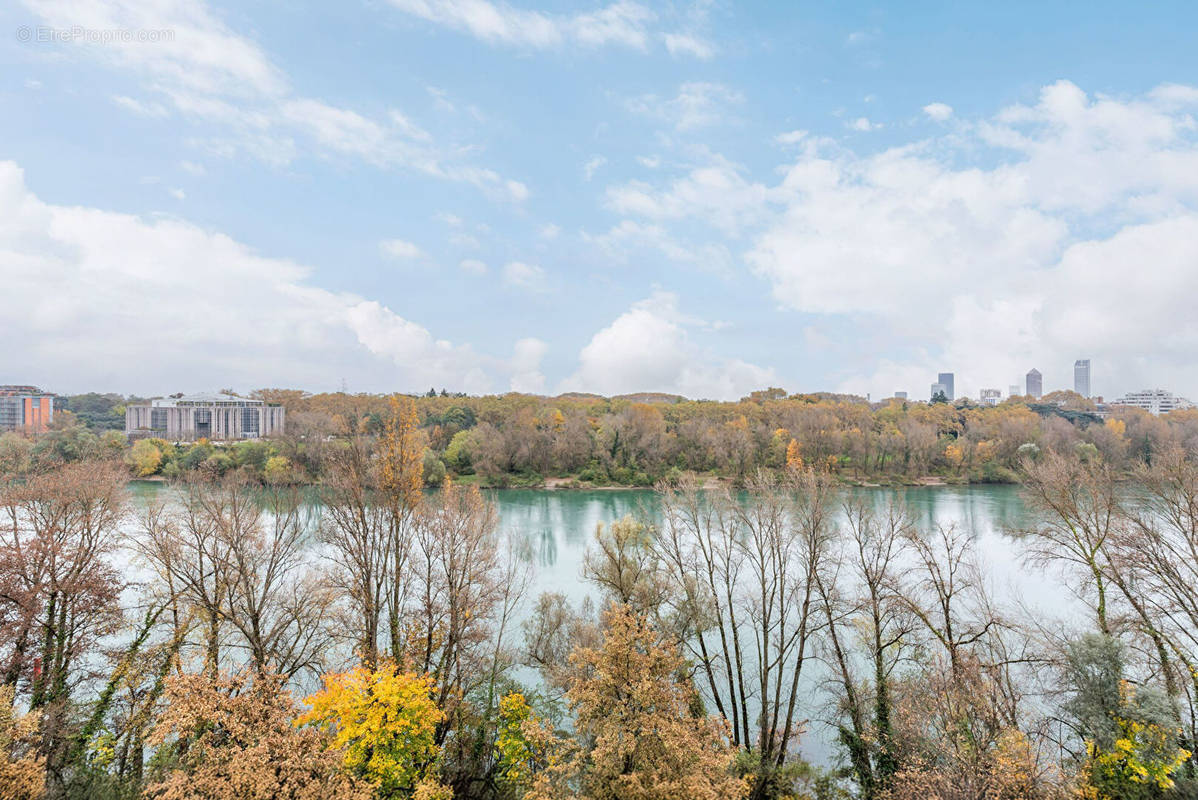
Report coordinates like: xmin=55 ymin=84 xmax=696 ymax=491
xmin=452 ymin=470 xmax=992 ymax=491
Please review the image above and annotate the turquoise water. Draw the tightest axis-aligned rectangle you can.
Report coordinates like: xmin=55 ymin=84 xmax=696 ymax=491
xmin=125 ymin=481 xmax=1053 ymax=764
xmin=127 ymin=480 xmax=1045 ymax=615
xmin=491 ymin=483 xmax=1041 ymax=606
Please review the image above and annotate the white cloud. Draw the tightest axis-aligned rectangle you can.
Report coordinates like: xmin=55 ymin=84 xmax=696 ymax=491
xmin=583 ymin=155 xmax=607 ymax=181
xmin=663 ymin=32 xmax=714 ymax=59
xmin=775 ymin=129 xmax=808 ymax=145
xmin=626 ymin=82 xmax=743 ymax=131
xmin=538 ymin=224 xmax=561 ymax=239
xmin=459 ymin=258 xmax=488 ymax=275
xmin=636 ymin=155 xmax=661 ymax=168
xmin=505 ymin=180 xmax=530 ymax=202
xmin=847 ymin=116 xmax=881 ymax=131
xmin=561 ymin=292 xmax=776 ymax=399
xmin=922 ymin=102 xmax=953 ymax=121
xmin=380 ymin=238 xmax=424 ymax=260
xmin=605 ymin=156 xmax=772 ymax=235
xmin=605 ymin=80 xmax=1198 ymax=398
xmin=583 ymin=220 xmax=734 ymax=275
xmin=0 ymin=161 xmax=531 ymax=394
xmin=572 ymin=1 xmax=654 ymax=48
xmin=746 ymin=81 xmax=1198 ymax=398
xmin=113 ymin=95 xmax=168 ymax=117
xmin=510 ymin=338 xmax=548 ymax=393
xmin=168 ymin=187 xmax=186 ymax=200
xmin=387 ymin=0 xmax=705 ymax=56
xmin=180 ymin=160 xmax=206 ymax=175
xmin=503 ymin=261 xmax=547 ymax=291
xmin=24 ymin=0 xmax=526 ymax=202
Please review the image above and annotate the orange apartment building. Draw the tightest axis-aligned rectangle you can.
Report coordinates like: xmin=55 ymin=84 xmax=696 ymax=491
xmin=0 ymin=385 xmax=55 ymax=433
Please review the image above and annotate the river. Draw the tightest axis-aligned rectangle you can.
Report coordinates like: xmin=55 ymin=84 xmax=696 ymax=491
xmin=125 ymin=481 xmax=1067 ymax=765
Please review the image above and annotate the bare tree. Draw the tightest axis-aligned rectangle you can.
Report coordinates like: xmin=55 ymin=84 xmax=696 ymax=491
xmin=897 ymin=523 xmax=999 ymax=681
xmin=318 ymin=437 xmax=392 ymax=666
xmin=1017 ymin=449 xmax=1120 ymax=635
xmin=818 ymin=496 xmax=915 ymax=799
xmin=653 ymin=468 xmax=835 ymax=795
xmin=139 ymin=474 xmax=333 ymax=678
xmin=0 ymin=460 xmax=126 ymax=794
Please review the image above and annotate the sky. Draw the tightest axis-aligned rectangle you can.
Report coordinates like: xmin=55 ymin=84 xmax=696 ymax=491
xmin=4 ymin=0 xmax=1198 ymax=401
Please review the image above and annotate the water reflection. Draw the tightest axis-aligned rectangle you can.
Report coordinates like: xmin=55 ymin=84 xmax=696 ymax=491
xmin=124 ymin=481 xmax=1052 ymax=766
xmin=127 ymin=481 xmax=1040 ymax=610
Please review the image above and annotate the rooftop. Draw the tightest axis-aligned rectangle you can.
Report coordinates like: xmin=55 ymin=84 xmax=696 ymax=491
xmin=135 ymin=392 xmax=272 ymax=408
xmin=0 ymin=385 xmax=49 ymax=396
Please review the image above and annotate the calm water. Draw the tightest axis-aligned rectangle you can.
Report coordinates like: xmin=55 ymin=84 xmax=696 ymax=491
xmin=125 ymin=481 xmax=1063 ymax=764
xmin=491 ymin=483 xmax=1050 ymax=610
xmin=127 ymin=480 xmax=1057 ymax=632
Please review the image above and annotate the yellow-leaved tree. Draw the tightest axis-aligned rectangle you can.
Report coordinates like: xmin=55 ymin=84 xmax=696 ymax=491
xmin=126 ymin=438 xmax=162 ymax=476
xmin=785 ymin=438 xmax=803 ymax=470
xmin=378 ymin=394 xmax=424 ymax=512
xmin=494 ymin=692 xmax=561 ymax=796
xmin=299 ymin=663 xmax=446 ymax=798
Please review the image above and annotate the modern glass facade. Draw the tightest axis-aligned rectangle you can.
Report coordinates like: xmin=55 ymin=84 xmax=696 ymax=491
xmin=1074 ymin=359 xmax=1091 ymax=398
xmin=937 ymin=372 xmax=955 ymax=401
xmin=125 ymin=393 xmax=284 ymax=440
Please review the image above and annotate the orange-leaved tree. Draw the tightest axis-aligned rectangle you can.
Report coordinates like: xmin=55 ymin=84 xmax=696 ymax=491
xmin=143 ymin=670 xmax=370 ymax=800
xmin=528 ymin=604 xmax=749 ymax=800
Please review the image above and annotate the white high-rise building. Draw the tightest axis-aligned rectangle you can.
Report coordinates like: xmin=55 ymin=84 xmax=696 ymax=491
xmin=1110 ymin=389 xmax=1194 ymax=415
xmin=1074 ymin=359 xmax=1091 ymax=398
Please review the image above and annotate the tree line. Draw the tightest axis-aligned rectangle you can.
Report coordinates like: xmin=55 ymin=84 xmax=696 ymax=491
xmin=262 ymin=387 xmax=1198 ymax=487
xmin=5 ymin=394 xmax=1198 ymax=798
xmin=19 ymin=387 xmax=1198 ymax=489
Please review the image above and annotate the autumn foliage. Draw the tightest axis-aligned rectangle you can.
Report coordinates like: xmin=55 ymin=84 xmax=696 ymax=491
xmin=298 ymin=663 xmax=444 ymax=797
xmin=0 ymin=685 xmax=44 ymax=800
xmin=143 ymin=671 xmax=371 ymax=800
xmin=12 ymin=407 xmax=1198 ymax=800
xmin=525 ymin=605 xmax=748 ymax=800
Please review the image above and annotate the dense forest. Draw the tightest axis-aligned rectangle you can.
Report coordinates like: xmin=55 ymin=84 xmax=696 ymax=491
xmin=23 ymin=387 xmax=1198 ymax=488
xmin=5 ymin=395 xmax=1198 ymax=799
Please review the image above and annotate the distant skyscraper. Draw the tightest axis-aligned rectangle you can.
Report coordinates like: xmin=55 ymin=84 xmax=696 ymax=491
xmin=980 ymin=388 xmax=1002 ymax=406
xmin=1009 ymin=385 xmax=1020 ymax=398
xmin=937 ymin=372 xmax=955 ymax=402
xmin=1026 ymin=368 xmax=1042 ymax=399
xmin=1074 ymin=359 xmax=1091 ymax=398
xmin=894 ymin=391 xmax=907 ymax=400
xmin=931 ymin=382 xmax=948 ymax=401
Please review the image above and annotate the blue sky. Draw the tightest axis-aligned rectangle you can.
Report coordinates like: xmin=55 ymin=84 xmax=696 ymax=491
xmin=5 ymin=1 xmax=1198 ymax=400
